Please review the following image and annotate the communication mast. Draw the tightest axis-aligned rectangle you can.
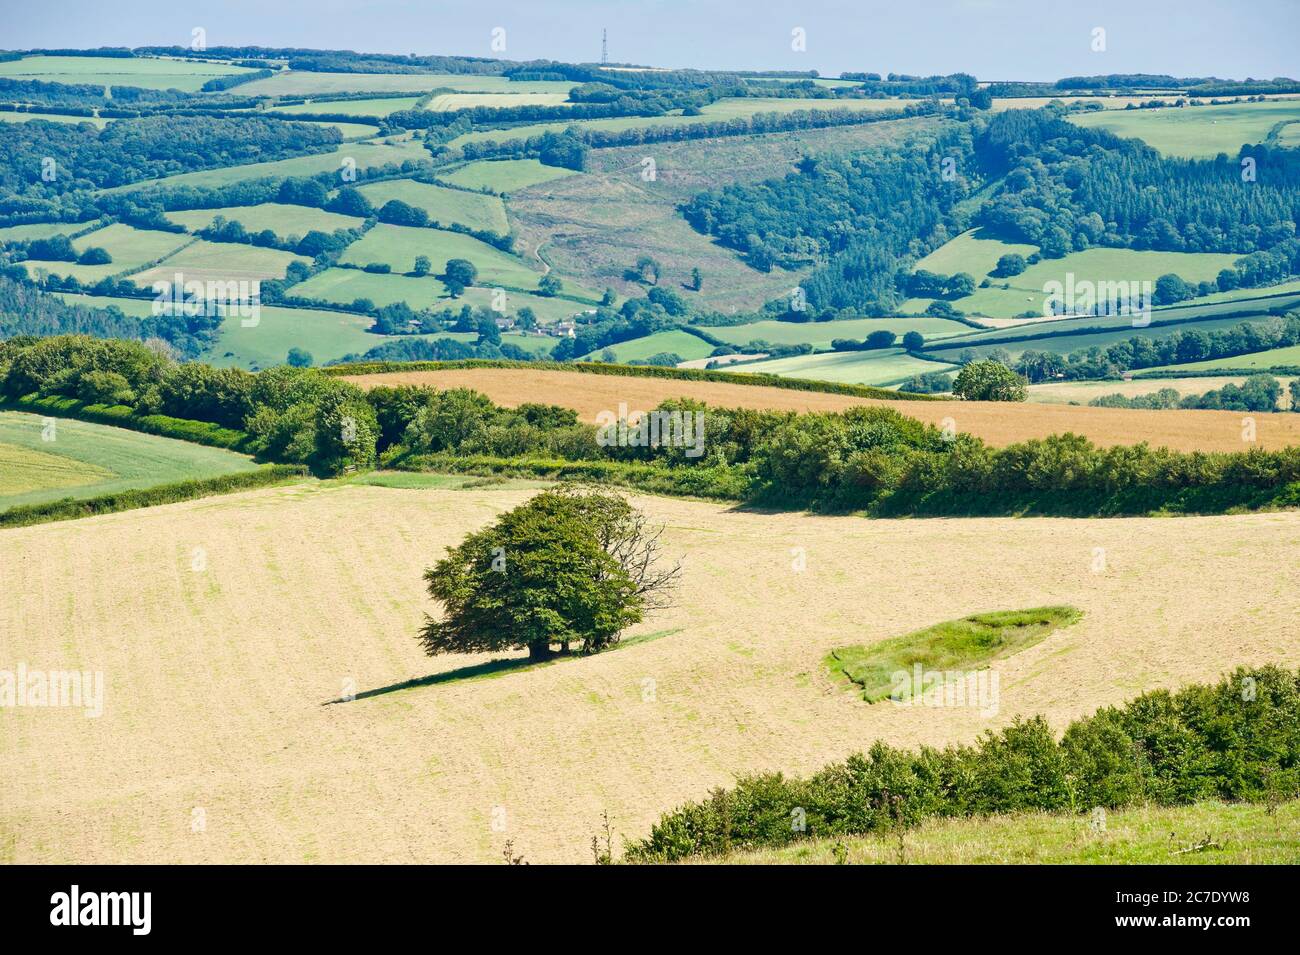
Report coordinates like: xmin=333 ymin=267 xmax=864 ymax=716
xmin=602 ymin=28 xmax=608 ymax=65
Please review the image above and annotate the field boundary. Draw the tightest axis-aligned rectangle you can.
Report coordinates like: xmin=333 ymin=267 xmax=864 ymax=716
xmin=0 ymin=464 xmax=309 ymax=529
xmin=0 ymin=395 xmax=254 ymax=452
xmin=324 ymin=358 xmax=946 ymax=401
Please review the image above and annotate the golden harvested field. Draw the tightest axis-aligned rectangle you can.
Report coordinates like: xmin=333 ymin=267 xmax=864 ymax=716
xmin=2 ymin=480 xmax=1297 ymax=864
xmin=341 ymin=367 xmax=1300 ymax=452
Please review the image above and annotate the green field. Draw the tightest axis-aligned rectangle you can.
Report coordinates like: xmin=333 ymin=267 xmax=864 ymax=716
xmin=1279 ymin=122 xmax=1300 ymax=147
xmin=437 ymin=158 xmax=578 ymax=193
xmin=454 ymin=286 xmax=593 ymax=323
xmin=355 ymin=179 xmax=508 ymax=234
xmin=101 ymin=140 xmax=431 ymax=195
xmin=21 ymin=223 xmax=190 ymax=283
xmin=450 ymin=95 xmax=907 ymax=147
xmin=584 ymin=329 xmax=716 ymax=363
xmin=0 ymin=54 xmax=253 ymax=92
xmin=270 ymin=96 xmax=423 ymax=117
xmin=338 ymin=224 xmax=542 ymax=289
xmin=132 ymin=239 xmax=308 ymax=289
xmin=0 ymin=111 xmax=109 ymax=128
xmin=1143 ymin=342 xmax=1300 ymax=374
xmin=425 ymin=92 xmax=572 ymax=110
xmin=927 ymin=313 xmax=1288 ymax=362
xmin=0 ymin=411 xmax=259 ymax=511
xmin=707 ymin=316 xmax=971 ymax=349
xmin=906 ymin=241 xmax=1243 ymax=318
xmin=165 ymin=203 xmax=364 ymax=238
xmin=236 ymin=71 xmax=574 ymax=97
xmin=1069 ymin=99 xmax=1300 ymax=157
xmin=289 ymin=267 xmax=449 ymax=309
xmin=907 ymin=229 xmax=1037 ymax=284
xmin=706 ymin=799 xmax=1300 ymax=865
xmin=736 ymin=348 xmax=960 ymax=386
xmin=0 ymin=222 xmax=85 ymax=243
xmin=299 ymin=120 xmax=383 ymax=139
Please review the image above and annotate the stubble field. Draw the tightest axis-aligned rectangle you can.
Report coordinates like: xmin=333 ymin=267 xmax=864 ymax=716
xmin=340 ymin=367 xmax=1300 ymax=452
xmin=2 ymin=480 xmax=1297 ymax=864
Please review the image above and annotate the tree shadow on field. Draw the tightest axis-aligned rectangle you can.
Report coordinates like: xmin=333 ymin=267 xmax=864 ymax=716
xmin=322 ymin=627 xmax=682 ymax=705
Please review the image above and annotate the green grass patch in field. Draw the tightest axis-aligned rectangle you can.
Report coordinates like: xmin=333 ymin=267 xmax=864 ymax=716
xmin=1069 ymin=99 xmax=1300 ymax=158
xmin=425 ymin=92 xmax=573 ymax=111
xmin=827 ymin=606 xmax=1082 ymax=702
xmin=1142 ymin=342 xmax=1300 ymax=374
xmin=355 ymin=178 xmax=508 ymax=234
xmin=133 ymin=239 xmax=308 ymax=290
xmin=0 ymin=410 xmax=260 ymax=511
xmin=165 ymin=202 xmax=364 ymax=238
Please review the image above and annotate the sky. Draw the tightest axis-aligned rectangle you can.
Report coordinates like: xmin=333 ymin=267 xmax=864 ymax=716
xmin=3 ymin=0 xmax=1297 ymax=82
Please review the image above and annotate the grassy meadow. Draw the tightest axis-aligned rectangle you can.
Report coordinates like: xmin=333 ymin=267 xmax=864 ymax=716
xmin=1069 ymin=98 xmax=1300 ymax=157
xmin=0 ymin=411 xmax=259 ymax=511
xmin=165 ymin=203 xmax=365 ymax=238
xmin=355 ymin=179 xmax=509 ymax=234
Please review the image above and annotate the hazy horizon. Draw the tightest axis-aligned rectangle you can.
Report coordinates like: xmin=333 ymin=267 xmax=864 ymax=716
xmin=4 ymin=0 xmax=1297 ymax=83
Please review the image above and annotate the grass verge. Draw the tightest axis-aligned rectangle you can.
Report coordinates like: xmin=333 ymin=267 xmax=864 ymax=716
xmin=692 ymin=799 xmax=1300 ymax=864
xmin=827 ymin=606 xmax=1082 ymax=702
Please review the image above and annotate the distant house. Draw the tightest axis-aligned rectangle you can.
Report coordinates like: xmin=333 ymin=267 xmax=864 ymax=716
xmin=493 ymin=316 xmax=516 ymax=331
xmin=547 ymin=322 xmax=577 ymax=338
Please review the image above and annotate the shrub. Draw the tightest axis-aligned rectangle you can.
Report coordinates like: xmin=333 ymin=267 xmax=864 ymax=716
xmin=626 ymin=666 xmax=1300 ymax=862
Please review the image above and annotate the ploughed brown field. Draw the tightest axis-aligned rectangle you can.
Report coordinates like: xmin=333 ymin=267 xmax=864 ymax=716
xmin=3 ymin=480 xmax=1297 ymax=863
xmin=341 ymin=368 xmax=1300 ymax=453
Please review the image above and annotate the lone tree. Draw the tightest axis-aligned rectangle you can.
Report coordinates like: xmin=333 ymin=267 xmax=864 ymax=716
xmin=419 ymin=487 xmax=681 ymax=661
xmin=952 ymin=360 xmax=1028 ymax=402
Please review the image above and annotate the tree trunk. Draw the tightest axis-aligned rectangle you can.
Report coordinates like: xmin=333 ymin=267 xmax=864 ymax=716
xmin=528 ymin=641 xmax=551 ymax=662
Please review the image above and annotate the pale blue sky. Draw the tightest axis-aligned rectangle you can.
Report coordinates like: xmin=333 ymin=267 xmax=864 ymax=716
xmin=4 ymin=0 xmax=1296 ymax=81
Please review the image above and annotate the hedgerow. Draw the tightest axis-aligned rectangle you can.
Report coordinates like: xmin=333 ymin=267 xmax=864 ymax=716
xmin=0 ymin=464 xmax=307 ymax=529
xmin=625 ymin=665 xmax=1300 ymax=863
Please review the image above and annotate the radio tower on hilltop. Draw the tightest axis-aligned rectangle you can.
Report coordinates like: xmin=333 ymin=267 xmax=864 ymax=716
xmin=601 ymin=28 xmax=608 ymax=66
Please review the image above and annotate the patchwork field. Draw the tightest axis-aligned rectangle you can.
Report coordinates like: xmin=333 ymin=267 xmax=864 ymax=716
xmin=355 ymin=179 xmax=509 ymax=234
xmin=0 ymin=54 xmax=253 ymax=92
xmin=20 ymin=223 xmax=191 ymax=283
xmin=425 ymin=92 xmax=573 ymax=110
xmin=0 ymin=222 xmax=86 ymax=243
xmin=236 ymin=72 xmax=574 ymax=97
xmin=338 ymin=225 xmax=543 ymax=289
xmin=584 ymin=329 xmax=716 ymax=363
xmin=0 ymin=411 xmax=259 ymax=511
xmin=290 ymin=268 xmax=449 ymax=309
xmin=438 ymin=159 xmax=578 ymax=193
xmin=340 ymin=366 xmax=1300 ymax=452
xmin=903 ymin=242 xmax=1243 ymax=318
xmin=737 ymin=349 xmax=961 ymax=386
xmin=101 ymin=140 xmax=431 ymax=195
xmin=133 ymin=240 xmax=309 ymax=289
xmin=2 ymin=480 xmax=1296 ymax=863
xmin=165 ymin=203 xmax=365 ymax=238
xmin=1068 ymin=99 xmax=1300 ymax=157
xmin=1144 ymin=343 xmax=1300 ymax=373
xmin=0 ymin=111 xmax=109 ymax=128
xmin=269 ymin=96 xmax=423 ymax=118
xmin=707 ymin=316 xmax=971 ymax=349
xmin=450 ymin=96 xmax=917 ymax=147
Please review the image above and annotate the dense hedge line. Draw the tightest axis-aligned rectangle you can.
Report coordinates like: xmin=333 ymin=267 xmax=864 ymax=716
xmin=2 ymin=394 xmax=253 ymax=452
xmin=323 ymin=358 xmax=940 ymax=402
xmin=626 ymin=665 xmax=1300 ymax=862
xmin=0 ymin=465 xmax=307 ymax=529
